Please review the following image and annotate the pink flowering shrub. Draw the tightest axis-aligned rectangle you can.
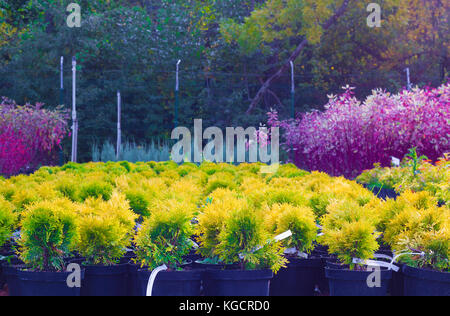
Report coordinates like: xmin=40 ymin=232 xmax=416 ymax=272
xmin=0 ymin=98 xmax=69 ymax=177
xmin=0 ymin=126 xmax=32 ymax=177
xmin=268 ymin=84 xmax=450 ymax=178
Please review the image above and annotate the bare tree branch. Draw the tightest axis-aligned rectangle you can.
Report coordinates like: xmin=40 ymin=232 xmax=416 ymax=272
xmin=245 ymin=0 xmax=351 ymax=115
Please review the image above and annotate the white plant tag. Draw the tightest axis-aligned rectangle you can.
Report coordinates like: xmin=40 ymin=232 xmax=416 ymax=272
xmin=146 ymin=264 xmax=168 ymax=296
xmin=274 ymin=230 xmax=293 ymax=242
xmin=298 ymin=252 xmax=308 ymax=259
xmin=391 ymin=157 xmax=400 ymax=167
xmin=284 ymin=248 xmax=298 ymax=255
xmin=353 ymin=258 xmax=400 ymax=272
xmin=190 ymin=239 xmax=199 ymax=249
xmin=239 ymin=230 xmax=293 ymax=259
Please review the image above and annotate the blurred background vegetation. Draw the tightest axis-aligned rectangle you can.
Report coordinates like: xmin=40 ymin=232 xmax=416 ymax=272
xmin=0 ymin=0 xmax=447 ymax=162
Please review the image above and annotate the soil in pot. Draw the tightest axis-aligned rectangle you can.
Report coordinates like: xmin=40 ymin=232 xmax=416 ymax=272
xmin=402 ymin=265 xmax=450 ymax=296
xmin=204 ymin=269 xmax=273 ymax=297
xmin=311 ymin=244 xmax=329 ymax=258
xmin=138 ymin=268 xmax=203 ymax=296
xmin=193 ymin=259 xmax=237 ymax=270
xmin=270 ymin=257 xmax=324 ymax=296
xmin=18 ymin=269 xmax=85 ymax=296
xmin=81 ymin=263 xmax=128 ymax=296
xmin=377 ymin=246 xmax=394 ymax=258
xmin=184 ymin=249 xmax=202 ymax=263
xmin=325 ymin=267 xmax=392 ymax=296
xmin=364 ymin=186 xmax=398 ymax=200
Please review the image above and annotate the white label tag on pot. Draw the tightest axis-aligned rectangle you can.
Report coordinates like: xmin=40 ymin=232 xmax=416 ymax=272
xmin=353 ymin=258 xmax=400 ymax=272
xmin=239 ymin=230 xmax=293 ymax=260
xmin=190 ymin=239 xmax=199 ymax=249
xmin=298 ymin=252 xmax=308 ymax=259
xmin=274 ymin=230 xmax=292 ymax=242
xmin=391 ymin=157 xmax=400 ymax=167
xmin=284 ymin=248 xmax=298 ymax=255
xmin=146 ymin=264 xmax=168 ymax=296
xmin=374 ymin=253 xmax=393 ymax=262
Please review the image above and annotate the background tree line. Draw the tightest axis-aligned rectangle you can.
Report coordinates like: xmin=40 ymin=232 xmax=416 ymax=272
xmin=0 ymin=0 xmax=447 ymax=162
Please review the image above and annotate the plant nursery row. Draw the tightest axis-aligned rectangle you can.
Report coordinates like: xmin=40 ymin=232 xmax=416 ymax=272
xmin=0 ymin=160 xmax=448 ymax=296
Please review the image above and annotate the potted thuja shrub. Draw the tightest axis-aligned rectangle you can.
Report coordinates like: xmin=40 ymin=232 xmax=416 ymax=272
xmin=386 ymin=204 xmax=449 ymax=296
xmin=194 ymin=190 xmax=240 ymax=270
xmin=204 ymin=206 xmax=288 ymax=296
xmin=320 ymin=200 xmax=392 ymax=296
xmin=134 ymin=199 xmax=202 ymax=296
xmin=265 ymin=203 xmax=323 ymax=296
xmin=77 ymin=193 xmax=137 ymax=296
xmin=0 ymin=196 xmax=18 ymax=294
xmin=16 ymin=200 xmax=83 ymax=296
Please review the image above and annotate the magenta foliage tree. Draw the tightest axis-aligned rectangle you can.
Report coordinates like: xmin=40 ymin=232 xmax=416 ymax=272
xmin=0 ymin=126 xmax=32 ymax=177
xmin=269 ymin=83 xmax=450 ymax=178
xmin=0 ymin=98 xmax=69 ymax=177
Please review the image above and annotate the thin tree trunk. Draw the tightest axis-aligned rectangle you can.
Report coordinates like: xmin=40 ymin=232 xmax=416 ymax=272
xmin=245 ymin=0 xmax=351 ymax=115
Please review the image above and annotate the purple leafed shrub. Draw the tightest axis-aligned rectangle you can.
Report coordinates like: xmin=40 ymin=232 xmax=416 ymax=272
xmin=0 ymin=98 xmax=69 ymax=177
xmin=268 ymin=84 xmax=450 ymax=178
xmin=0 ymin=126 xmax=32 ymax=177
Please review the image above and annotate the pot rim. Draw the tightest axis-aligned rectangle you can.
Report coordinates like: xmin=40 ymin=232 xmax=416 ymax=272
xmin=325 ymin=267 xmax=393 ymax=281
xmin=402 ymin=265 xmax=450 ymax=283
xmin=205 ymin=268 xmax=274 ymax=281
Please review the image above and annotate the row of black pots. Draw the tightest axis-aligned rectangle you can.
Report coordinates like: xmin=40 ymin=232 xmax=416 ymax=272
xmin=324 ymin=260 xmax=450 ymax=296
xmin=325 ymin=261 xmax=393 ymax=296
xmin=2 ymin=257 xmax=448 ymax=296
xmin=3 ymin=260 xmax=273 ymax=296
xmin=270 ymin=257 xmax=328 ymax=296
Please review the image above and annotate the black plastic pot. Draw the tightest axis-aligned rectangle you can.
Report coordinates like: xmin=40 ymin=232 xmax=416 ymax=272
xmin=204 ymin=269 xmax=273 ymax=296
xmin=390 ymin=263 xmax=404 ymax=296
xmin=138 ymin=269 xmax=202 ymax=296
xmin=2 ymin=265 xmax=22 ymax=296
xmin=17 ymin=269 xmax=85 ymax=296
xmin=2 ymin=257 xmax=25 ymax=296
xmin=0 ymin=251 xmax=14 ymax=289
xmin=325 ymin=267 xmax=392 ymax=296
xmin=81 ymin=263 xmax=128 ymax=296
xmin=194 ymin=260 xmax=238 ymax=295
xmin=127 ymin=262 xmax=141 ymax=296
xmin=0 ymin=262 xmax=5 ymax=289
xmin=403 ymin=265 xmax=450 ymax=296
xmin=270 ymin=257 xmax=324 ymax=296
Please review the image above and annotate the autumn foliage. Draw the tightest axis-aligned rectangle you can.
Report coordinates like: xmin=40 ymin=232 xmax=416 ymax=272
xmin=0 ymin=98 xmax=69 ymax=177
xmin=269 ymin=83 xmax=450 ymax=178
